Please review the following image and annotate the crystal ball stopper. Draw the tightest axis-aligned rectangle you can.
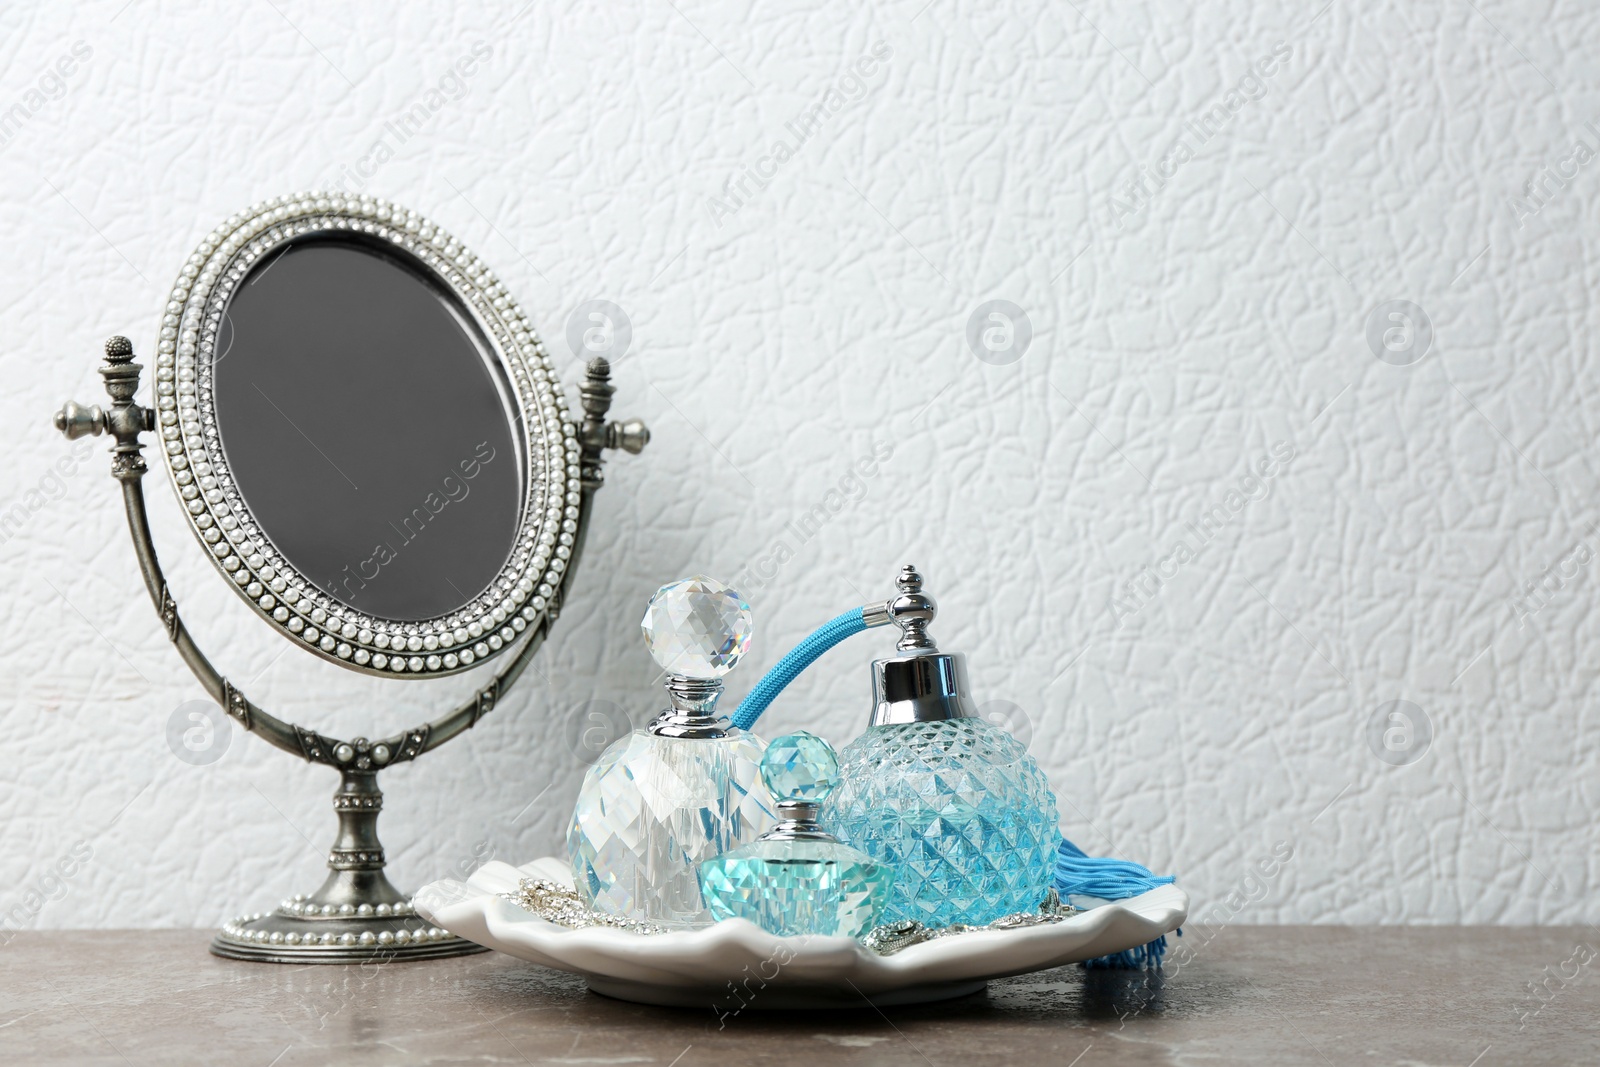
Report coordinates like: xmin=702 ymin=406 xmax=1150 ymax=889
xmin=760 ymin=731 xmax=839 ymax=805
xmin=640 ymin=575 xmax=753 ymax=679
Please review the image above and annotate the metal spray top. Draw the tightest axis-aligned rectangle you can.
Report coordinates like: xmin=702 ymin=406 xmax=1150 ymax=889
xmin=863 ymin=565 xmax=977 ymax=726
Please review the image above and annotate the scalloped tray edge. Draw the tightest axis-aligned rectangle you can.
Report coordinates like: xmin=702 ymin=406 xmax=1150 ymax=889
xmin=414 ymin=858 xmax=1188 ymax=1009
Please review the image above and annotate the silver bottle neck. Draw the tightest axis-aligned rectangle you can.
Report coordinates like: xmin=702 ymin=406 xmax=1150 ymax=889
xmin=647 ymin=675 xmax=732 ymax=739
xmin=759 ymin=799 xmax=837 ymax=842
xmin=868 ymin=649 xmax=976 ymax=726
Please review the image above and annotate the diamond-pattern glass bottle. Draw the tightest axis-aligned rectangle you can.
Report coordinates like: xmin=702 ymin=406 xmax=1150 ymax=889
xmin=826 ymin=718 xmax=1058 ymax=928
xmin=567 ymin=576 xmax=775 ymax=924
xmin=699 ymin=732 xmax=894 ymax=938
xmin=821 ymin=566 xmax=1060 ymax=928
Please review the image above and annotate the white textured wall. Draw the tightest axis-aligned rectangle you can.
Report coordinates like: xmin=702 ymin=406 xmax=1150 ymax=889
xmin=2 ymin=0 xmax=1596 ymax=932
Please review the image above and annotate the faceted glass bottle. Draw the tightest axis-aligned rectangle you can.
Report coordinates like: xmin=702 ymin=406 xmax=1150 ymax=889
xmin=699 ymin=732 xmax=894 ymax=939
xmin=822 ymin=566 xmax=1061 ymax=929
xmin=567 ymin=576 xmax=776 ymax=924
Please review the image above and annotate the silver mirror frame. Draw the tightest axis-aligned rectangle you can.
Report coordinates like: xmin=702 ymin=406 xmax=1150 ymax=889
xmin=159 ymin=193 xmax=572 ymax=677
xmin=53 ymin=192 xmax=649 ymax=963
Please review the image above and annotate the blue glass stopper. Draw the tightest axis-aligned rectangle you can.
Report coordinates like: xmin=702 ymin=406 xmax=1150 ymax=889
xmin=760 ymin=731 xmax=839 ymax=804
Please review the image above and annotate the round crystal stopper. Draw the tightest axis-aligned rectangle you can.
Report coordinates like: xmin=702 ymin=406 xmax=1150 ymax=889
xmin=760 ymin=731 xmax=839 ymax=803
xmin=640 ymin=575 xmax=753 ymax=678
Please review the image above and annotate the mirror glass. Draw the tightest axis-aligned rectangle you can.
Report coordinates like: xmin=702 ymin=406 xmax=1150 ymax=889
xmin=212 ymin=238 xmax=522 ymax=622
xmin=158 ymin=196 xmax=574 ymax=677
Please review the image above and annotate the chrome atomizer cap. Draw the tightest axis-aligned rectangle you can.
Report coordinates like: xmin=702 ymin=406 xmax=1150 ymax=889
xmin=863 ymin=565 xmax=977 ymax=726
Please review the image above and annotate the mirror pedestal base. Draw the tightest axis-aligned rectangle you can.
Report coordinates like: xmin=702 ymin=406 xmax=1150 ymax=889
xmin=208 ymin=767 xmax=487 ymax=964
xmin=210 ymin=912 xmax=486 ymax=963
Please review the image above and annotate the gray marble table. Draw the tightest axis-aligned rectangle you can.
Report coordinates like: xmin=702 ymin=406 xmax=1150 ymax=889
xmin=1 ymin=927 xmax=1594 ymax=1065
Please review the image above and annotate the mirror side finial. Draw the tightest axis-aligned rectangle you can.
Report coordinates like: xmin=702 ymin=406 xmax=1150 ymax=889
xmin=579 ymin=358 xmax=650 ymax=460
xmin=54 ymin=335 xmax=154 ymax=475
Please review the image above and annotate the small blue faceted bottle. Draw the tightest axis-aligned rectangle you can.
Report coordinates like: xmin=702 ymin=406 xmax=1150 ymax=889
xmin=698 ymin=731 xmax=893 ymax=938
xmin=822 ymin=566 xmax=1061 ymax=928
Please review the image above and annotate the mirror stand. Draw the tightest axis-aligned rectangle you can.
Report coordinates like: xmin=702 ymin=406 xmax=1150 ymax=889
xmin=57 ymin=337 xmax=648 ymax=962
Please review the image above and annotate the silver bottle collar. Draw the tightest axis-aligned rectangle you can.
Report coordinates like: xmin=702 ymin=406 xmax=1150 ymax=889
xmin=647 ymin=675 xmax=733 ymax=739
xmin=760 ymin=799 xmax=836 ymax=842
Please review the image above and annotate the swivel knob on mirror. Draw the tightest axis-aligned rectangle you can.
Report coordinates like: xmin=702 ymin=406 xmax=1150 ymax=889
xmin=54 ymin=400 xmax=105 ymax=440
xmin=54 ymin=336 xmax=134 ymax=438
xmin=54 ymin=336 xmax=155 ymax=459
xmin=579 ymin=357 xmax=650 ymax=457
xmin=606 ymin=418 xmax=650 ymax=455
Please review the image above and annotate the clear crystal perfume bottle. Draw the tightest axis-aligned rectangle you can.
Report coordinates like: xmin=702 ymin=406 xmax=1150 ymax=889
xmin=698 ymin=731 xmax=894 ymax=938
xmin=822 ymin=566 xmax=1061 ymax=928
xmin=567 ymin=576 xmax=776 ymax=924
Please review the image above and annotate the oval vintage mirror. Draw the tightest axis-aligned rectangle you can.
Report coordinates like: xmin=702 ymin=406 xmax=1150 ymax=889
xmin=56 ymin=192 xmax=647 ymax=963
xmin=159 ymin=196 xmax=576 ymax=677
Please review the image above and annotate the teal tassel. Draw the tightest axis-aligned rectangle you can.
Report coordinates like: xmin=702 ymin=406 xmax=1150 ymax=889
xmin=1056 ymin=837 xmax=1179 ymax=969
xmin=1080 ymin=937 xmax=1171 ymax=970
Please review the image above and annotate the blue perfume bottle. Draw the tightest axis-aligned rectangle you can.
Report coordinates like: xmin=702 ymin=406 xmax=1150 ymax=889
xmin=567 ymin=576 xmax=776 ymax=924
xmin=698 ymin=732 xmax=894 ymax=938
xmin=822 ymin=567 xmax=1060 ymax=928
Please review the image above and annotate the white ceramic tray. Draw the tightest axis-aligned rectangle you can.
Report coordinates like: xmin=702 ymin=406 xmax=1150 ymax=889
xmin=414 ymin=857 xmax=1188 ymax=1009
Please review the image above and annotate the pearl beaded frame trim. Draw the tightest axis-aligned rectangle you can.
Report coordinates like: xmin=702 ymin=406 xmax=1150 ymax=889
xmin=155 ymin=192 xmax=582 ymax=677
